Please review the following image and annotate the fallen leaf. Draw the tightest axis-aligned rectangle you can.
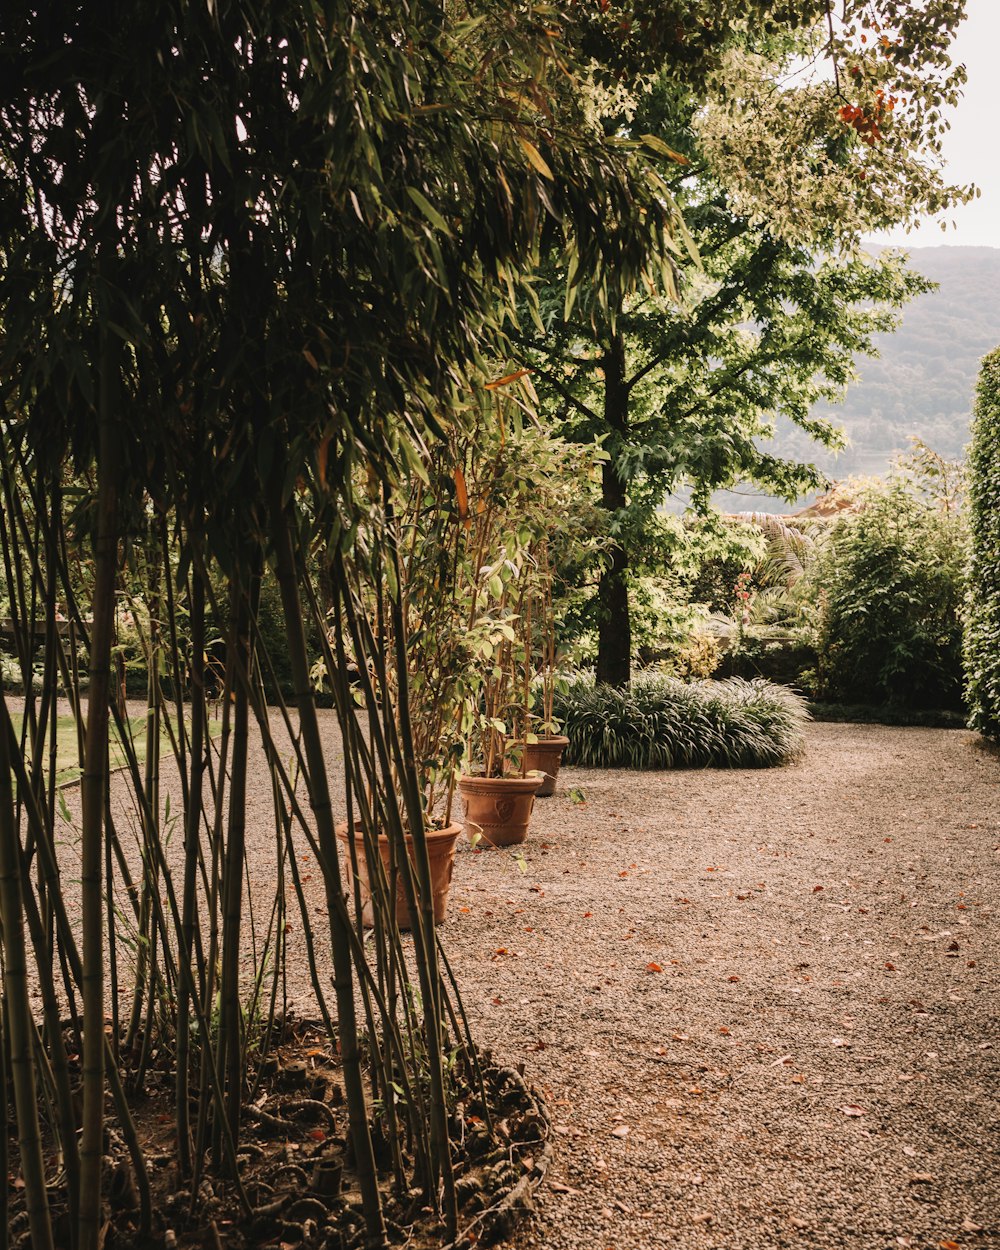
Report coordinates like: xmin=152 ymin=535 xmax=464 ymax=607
xmin=611 ymin=1124 xmax=630 ymax=1139
xmin=903 ymin=1145 xmax=917 ymax=1157
xmin=940 ymin=1242 xmax=961 ymax=1250
xmin=718 ymin=1026 xmax=731 ymax=1036
xmin=961 ymin=1218 xmax=983 ymax=1233
xmin=691 ymin=1212 xmax=713 ymax=1225
xmin=909 ymin=1173 xmax=936 ymax=1185
xmin=813 ymin=885 xmax=824 ymax=893
xmin=647 ymin=962 xmax=663 ymax=973
xmin=885 ymin=961 xmax=897 ymax=971
xmin=791 ymin=1074 xmax=806 ymax=1084
xmin=307 ymin=1129 xmax=326 ymax=1142
xmin=727 ymin=975 xmax=740 ymax=983
xmin=839 ymin=1104 xmax=866 ymax=1116
xmin=549 ymin=1182 xmax=582 ymax=1195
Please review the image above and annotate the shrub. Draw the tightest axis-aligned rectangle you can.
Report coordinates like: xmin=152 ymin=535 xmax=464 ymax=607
xmin=553 ymin=674 xmax=808 ymax=769
xmin=965 ymin=347 xmax=1000 ymax=737
xmin=804 ymin=482 xmax=965 ymax=710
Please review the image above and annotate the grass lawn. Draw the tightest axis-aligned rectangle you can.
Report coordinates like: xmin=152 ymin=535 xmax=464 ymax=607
xmin=9 ymin=710 xmax=216 ymax=788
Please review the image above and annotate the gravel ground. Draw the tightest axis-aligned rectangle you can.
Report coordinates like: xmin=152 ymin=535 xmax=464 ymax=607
xmin=435 ymin=722 xmax=999 ymax=1250
xmin=45 ymin=707 xmax=1000 ymax=1249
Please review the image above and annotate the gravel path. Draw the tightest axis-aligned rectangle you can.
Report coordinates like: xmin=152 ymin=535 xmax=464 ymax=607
xmin=435 ymin=722 xmax=999 ymax=1250
xmin=46 ymin=707 xmax=1000 ymax=1248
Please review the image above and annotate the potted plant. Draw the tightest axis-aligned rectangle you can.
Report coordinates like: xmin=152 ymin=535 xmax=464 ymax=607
xmin=457 ymin=589 xmax=542 ymax=847
xmin=520 ymin=539 xmax=570 ymax=796
xmin=332 ymin=450 xmax=473 ymax=928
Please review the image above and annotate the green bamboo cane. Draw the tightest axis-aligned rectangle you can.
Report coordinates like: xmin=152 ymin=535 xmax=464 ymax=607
xmin=176 ymin=567 xmax=206 ymax=1177
xmin=0 ymin=686 xmax=55 ymax=1250
xmin=78 ymin=348 xmax=120 ymax=1250
xmin=269 ymin=493 xmax=387 ymax=1248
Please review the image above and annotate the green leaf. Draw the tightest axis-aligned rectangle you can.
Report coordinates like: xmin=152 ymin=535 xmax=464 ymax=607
xmin=406 ymin=186 xmax=452 ymax=235
xmin=518 ymin=137 xmax=554 ymax=180
xmin=640 ymin=134 xmax=689 ymax=165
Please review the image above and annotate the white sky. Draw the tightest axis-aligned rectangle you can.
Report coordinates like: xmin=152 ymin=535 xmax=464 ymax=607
xmin=871 ymin=0 xmax=1000 ymax=249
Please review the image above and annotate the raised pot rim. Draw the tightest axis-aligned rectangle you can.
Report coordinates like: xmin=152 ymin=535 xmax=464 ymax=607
xmin=335 ymin=819 xmax=463 ymax=844
xmin=458 ymin=773 xmax=542 ymax=793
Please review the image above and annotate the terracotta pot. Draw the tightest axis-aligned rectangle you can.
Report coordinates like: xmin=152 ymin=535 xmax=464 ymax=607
xmin=521 ymin=735 xmax=569 ymax=797
xmin=458 ymin=774 xmax=541 ymax=847
xmin=335 ymin=821 xmax=462 ymax=929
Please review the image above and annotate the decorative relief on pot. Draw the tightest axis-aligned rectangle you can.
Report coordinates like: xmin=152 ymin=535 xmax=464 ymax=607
xmin=495 ymin=797 xmax=516 ymax=822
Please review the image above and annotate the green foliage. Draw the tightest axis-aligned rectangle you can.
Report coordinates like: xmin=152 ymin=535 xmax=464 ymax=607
xmin=554 ymin=673 xmax=808 ymax=769
xmin=525 ymin=55 xmax=949 ymax=683
xmin=804 ymin=482 xmax=966 ymax=709
xmin=807 ymin=701 xmax=966 ymax=729
xmin=964 ymin=347 xmax=1000 ymax=736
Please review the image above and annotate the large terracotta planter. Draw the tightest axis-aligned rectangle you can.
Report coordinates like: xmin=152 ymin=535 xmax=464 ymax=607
xmin=458 ymin=774 xmax=541 ymax=847
xmin=336 ymin=821 xmax=462 ymax=929
xmin=521 ymin=735 xmax=569 ymax=797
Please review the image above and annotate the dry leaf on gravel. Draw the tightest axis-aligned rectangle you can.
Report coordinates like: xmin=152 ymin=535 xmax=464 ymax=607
xmin=962 ymin=1218 xmax=983 ymax=1232
xmin=611 ymin=1125 xmax=630 ymax=1139
xmin=839 ymin=1104 xmax=866 ymax=1116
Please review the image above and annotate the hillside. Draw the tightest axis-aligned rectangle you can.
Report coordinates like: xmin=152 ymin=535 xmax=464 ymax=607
xmin=715 ymin=244 xmax=1000 ymax=511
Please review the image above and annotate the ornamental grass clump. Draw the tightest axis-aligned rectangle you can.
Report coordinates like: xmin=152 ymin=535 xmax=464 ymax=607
xmin=554 ymin=674 xmax=808 ymax=769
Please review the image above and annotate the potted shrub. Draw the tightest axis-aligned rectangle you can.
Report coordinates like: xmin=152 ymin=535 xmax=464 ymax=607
xmin=458 ymin=592 xmax=542 ymax=847
xmin=520 ymin=540 xmax=569 ymax=796
xmin=332 ymin=450 xmax=473 ymax=928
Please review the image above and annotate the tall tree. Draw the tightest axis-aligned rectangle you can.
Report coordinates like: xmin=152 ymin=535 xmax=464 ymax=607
xmin=518 ymin=5 xmax=972 ymax=685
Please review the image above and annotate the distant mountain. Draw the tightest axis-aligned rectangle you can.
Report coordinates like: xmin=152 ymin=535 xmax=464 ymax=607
xmin=715 ymin=244 xmax=1000 ymax=513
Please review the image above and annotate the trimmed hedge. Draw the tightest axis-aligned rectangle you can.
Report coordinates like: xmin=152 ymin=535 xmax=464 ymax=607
xmin=965 ymin=347 xmax=1000 ymax=737
xmin=553 ymin=674 xmax=808 ymax=769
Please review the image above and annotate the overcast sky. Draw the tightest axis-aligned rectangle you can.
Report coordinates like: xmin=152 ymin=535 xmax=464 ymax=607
xmin=872 ymin=0 xmax=999 ymax=249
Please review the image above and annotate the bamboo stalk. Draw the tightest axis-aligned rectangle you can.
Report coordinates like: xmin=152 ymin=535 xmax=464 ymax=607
xmin=0 ymin=687 xmax=56 ymax=1250
xmin=269 ymin=495 xmax=387 ymax=1247
xmin=78 ymin=340 xmax=120 ymax=1250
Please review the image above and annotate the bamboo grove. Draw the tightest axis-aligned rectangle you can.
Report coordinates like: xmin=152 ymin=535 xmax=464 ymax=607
xmin=0 ymin=2 xmax=977 ymax=1249
xmin=0 ymin=4 xmax=676 ymax=1249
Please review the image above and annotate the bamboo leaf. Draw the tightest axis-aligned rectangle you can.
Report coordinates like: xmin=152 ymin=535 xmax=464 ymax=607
xmin=405 ymin=186 xmax=452 ymax=235
xmin=640 ymin=134 xmax=689 ymax=164
xmin=518 ymin=136 xmax=554 ymax=180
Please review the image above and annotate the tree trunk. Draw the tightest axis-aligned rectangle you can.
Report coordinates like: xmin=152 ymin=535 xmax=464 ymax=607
xmin=596 ymin=332 xmax=632 ymax=688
